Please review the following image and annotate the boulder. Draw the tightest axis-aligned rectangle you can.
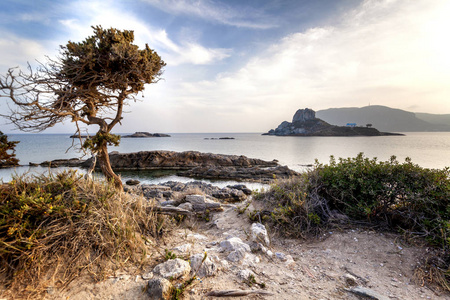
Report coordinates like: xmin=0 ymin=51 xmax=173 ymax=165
xmin=146 ymin=278 xmax=173 ymax=300
xmin=152 ymin=258 xmax=191 ymax=280
xmin=125 ymin=179 xmax=140 ymax=186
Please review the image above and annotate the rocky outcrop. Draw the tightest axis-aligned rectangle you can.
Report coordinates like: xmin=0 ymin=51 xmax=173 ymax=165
xmin=122 ymin=132 xmax=170 ymax=138
xmin=34 ymin=151 xmax=297 ymax=183
xmin=264 ymin=108 xmax=404 ymax=136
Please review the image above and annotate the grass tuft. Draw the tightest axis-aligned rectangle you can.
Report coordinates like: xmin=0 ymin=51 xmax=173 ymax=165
xmin=0 ymin=170 xmax=168 ymax=298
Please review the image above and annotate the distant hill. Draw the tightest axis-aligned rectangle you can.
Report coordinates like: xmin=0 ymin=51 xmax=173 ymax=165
xmin=415 ymin=113 xmax=450 ymax=127
xmin=316 ymin=106 xmax=450 ymax=132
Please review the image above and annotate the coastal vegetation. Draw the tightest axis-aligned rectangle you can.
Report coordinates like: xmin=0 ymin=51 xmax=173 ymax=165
xmin=0 ymin=131 xmax=19 ymax=167
xmin=0 ymin=170 xmax=168 ymax=298
xmin=254 ymin=153 xmax=450 ymax=291
xmin=0 ymin=26 xmax=165 ymax=189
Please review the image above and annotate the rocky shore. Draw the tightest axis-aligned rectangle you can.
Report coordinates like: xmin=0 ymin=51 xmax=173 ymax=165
xmin=35 ymin=150 xmax=297 ymax=183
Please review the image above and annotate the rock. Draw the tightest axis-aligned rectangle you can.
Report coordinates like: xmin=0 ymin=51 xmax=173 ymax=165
xmin=242 ymin=253 xmax=260 ymax=267
xmin=219 ymin=237 xmax=251 ymax=253
xmin=251 ymin=223 xmax=270 ymax=246
xmin=346 ymin=286 xmax=389 ymax=300
xmin=344 ymin=274 xmax=358 ymax=286
xmin=275 ymin=252 xmax=288 ymax=261
xmin=160 ymin=200 xmax=179 ymax=207
xmin=237 ymin=269 xmax=256 ymax=280
xmin=185 ymin=195 xmax=207 ymax=204
xmin=227 ymin=249 xmax=247 ymax=262
xmin=190 ymin=253 xmax=218 ymax=278
xmin=122 ymin=132 xmax=171 ymax=138
xmin=227 ymin=184 xmax=252 ymax=195
xmin=172 ymin=244 xmax=192 ymax=255
xmin=292 ymin=108 xmax=316 ymax=123
xmin=147 ymin=278 xmax=173 ymax=300
xmin=212 ymin=187 xmax=246 ymax=202
xmin=152 ymin=258 xmax=191 ymax=280
xmin=142 ymin=272 xmax=154 ymax=280
xmin=125 ymin=179 xmax=140 ymax=186
xmin=177 ymin=202 xmax=193 ymax=211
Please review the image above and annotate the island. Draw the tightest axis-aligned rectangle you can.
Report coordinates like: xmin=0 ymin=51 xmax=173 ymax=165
xmin=122 ymin=132 xmax=171 ymax=138
xmin=263 ymin=108 xmax=404 ymax=136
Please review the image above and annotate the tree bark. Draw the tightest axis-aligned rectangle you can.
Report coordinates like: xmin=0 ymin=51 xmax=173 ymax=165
xmin=97 ymin=140 xmax=122 ymax=190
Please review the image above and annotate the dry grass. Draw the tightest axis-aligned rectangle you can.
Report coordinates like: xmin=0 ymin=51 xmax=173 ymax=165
xmin=0 ymin=170 xmax=168 ymax=299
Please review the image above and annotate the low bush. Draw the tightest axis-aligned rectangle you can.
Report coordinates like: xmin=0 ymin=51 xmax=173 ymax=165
xmin=0 ymin=170 xmax=167 ymax=298
xmin=254 ymin=153 xmax=450 ymax=291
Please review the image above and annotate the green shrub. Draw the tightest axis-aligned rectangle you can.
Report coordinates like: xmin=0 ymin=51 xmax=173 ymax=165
xmin=254 ymin=153 xmax=450 ymax=291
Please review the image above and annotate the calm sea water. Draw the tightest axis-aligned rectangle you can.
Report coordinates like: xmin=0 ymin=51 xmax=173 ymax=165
xmin=1 ymin=132 xmax=449 ymax=184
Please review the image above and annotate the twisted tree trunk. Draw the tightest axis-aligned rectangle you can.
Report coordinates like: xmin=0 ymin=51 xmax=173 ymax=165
xmin=97 ymin=140 xmax=122 ymax=189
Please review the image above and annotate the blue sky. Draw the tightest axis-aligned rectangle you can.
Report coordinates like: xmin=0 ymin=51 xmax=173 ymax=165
xmin=1 ymin=0 xmax=449 ymax=133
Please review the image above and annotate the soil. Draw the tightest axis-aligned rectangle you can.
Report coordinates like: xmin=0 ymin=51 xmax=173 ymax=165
xmin=39 ymin=196 xmax=447 ymax=300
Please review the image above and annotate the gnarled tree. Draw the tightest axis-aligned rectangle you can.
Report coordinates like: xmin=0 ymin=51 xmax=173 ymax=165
xmin=0 ymin=26 xmax=165 ymax=188
xmin=0 ymin=131 xmax=19 ymax=167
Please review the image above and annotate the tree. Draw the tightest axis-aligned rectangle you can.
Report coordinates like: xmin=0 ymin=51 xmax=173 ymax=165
xmin=0 ymin=26 xmax=165 ymax=188
xmin=0 ymin=131 xmax=19 ymax=167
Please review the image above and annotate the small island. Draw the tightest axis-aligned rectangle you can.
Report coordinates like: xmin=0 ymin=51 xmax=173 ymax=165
xmin=122 ymin=132 xmax=171 ymax=138
xmin=263 ymin=108 xmax=404 ymax=136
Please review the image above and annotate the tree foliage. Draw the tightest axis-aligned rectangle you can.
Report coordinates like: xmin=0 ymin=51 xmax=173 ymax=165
xmin=0 ymin=131 xmax=19 ymax=167
xmin=0 ymin=26 xmax=165 ymax=188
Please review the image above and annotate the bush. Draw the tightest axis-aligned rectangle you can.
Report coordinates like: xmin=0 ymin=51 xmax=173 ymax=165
xmin=0 ymin=170 xmax=166 ymax=298
xmin=254 ymin=153 xmax=450 ymax=291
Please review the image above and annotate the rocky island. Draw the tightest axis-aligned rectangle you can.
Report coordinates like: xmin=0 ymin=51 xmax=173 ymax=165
xmin=264 ymin=108 xmax=404 ymax=136
xmin=122 ymin=132 xmax=170 ymax=138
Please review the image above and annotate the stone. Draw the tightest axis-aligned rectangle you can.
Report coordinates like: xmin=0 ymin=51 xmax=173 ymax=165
xmin=275 ymin=252 xmax=287 ymax=261
xmin=172 ymin=244 xmax=192 ymax=255
xmin=237 ymin=269 xmax=256 ymax=280
xmin=227 ymin=249 xmax=247 ymax=262
xmin=347 ymin=286 xmax=389 ymax=300
xmin=227 ymin=184 xmax=252 ymax=195
xmin=242 ymin=253 xmax=260 ymax=267
xmin=185 ymin=195 xmax=206 ymax=204
xmin=219 ymin=237 xmax=251 ymax=253
xmin=190 ymin=253 xmax=218 ymax=278
xmin=152 ymin=258 xmax=191 ymax=280
xmin=147 ymin=278 xmax=173 ymax=300
xmin=177 ymin=202 xmax=193 ymax=211
xmin=251 ymin=223 xmax=270 ymax=246
xmin=125 ymin=179 xmax=140 ymax=185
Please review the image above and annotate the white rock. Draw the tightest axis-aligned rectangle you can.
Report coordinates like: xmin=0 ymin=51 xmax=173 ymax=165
xmin=153 ymin=258 xmax=191 ymax=280
xmin=190 ymin=253 xmax=218 ymax=278
xmin=242 ymin=253 xmax=260 ymax=267
xmin=172 ymin=243 xmax=192 ymax=255
xmin=251 ymin=223 xmax=270 ymax=246
xmin=219 ymin=237 xmax=251 ymax=253
xmin=237 ymin=269 xmax=256 ymax=280
xmin=188 ymin=233 xmax=208 ymax=240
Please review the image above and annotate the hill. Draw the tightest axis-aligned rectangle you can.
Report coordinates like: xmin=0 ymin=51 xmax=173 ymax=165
xmin=316 ymin=105 xmax=450 ymax=132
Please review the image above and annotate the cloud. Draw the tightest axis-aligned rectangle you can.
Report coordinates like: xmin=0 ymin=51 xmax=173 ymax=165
xmin=141 ymin=0 xmax=277 ymax=29
xmin=57 ymin=0 xmax=231 ymax=66
xmin=156 ymin=0 xmax=450 ymax=132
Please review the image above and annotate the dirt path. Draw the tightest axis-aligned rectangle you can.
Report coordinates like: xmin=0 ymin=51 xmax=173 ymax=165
xmin=47 ymin=198 xmax=444 ymax=300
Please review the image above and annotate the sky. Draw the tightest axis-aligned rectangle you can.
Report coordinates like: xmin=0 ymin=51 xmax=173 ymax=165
xmin=0 ymin=0 xmax=449 ymax=133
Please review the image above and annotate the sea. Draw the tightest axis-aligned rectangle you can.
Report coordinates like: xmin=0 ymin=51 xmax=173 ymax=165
xmin=1 ymin=132 xmax=449 ymax=187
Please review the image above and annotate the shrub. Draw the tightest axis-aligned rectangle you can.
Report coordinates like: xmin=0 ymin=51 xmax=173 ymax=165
xmin=254 ymin=153 xmax=450 ymax=291
xmin=0 ymin=170 xmax=166 ymax=298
